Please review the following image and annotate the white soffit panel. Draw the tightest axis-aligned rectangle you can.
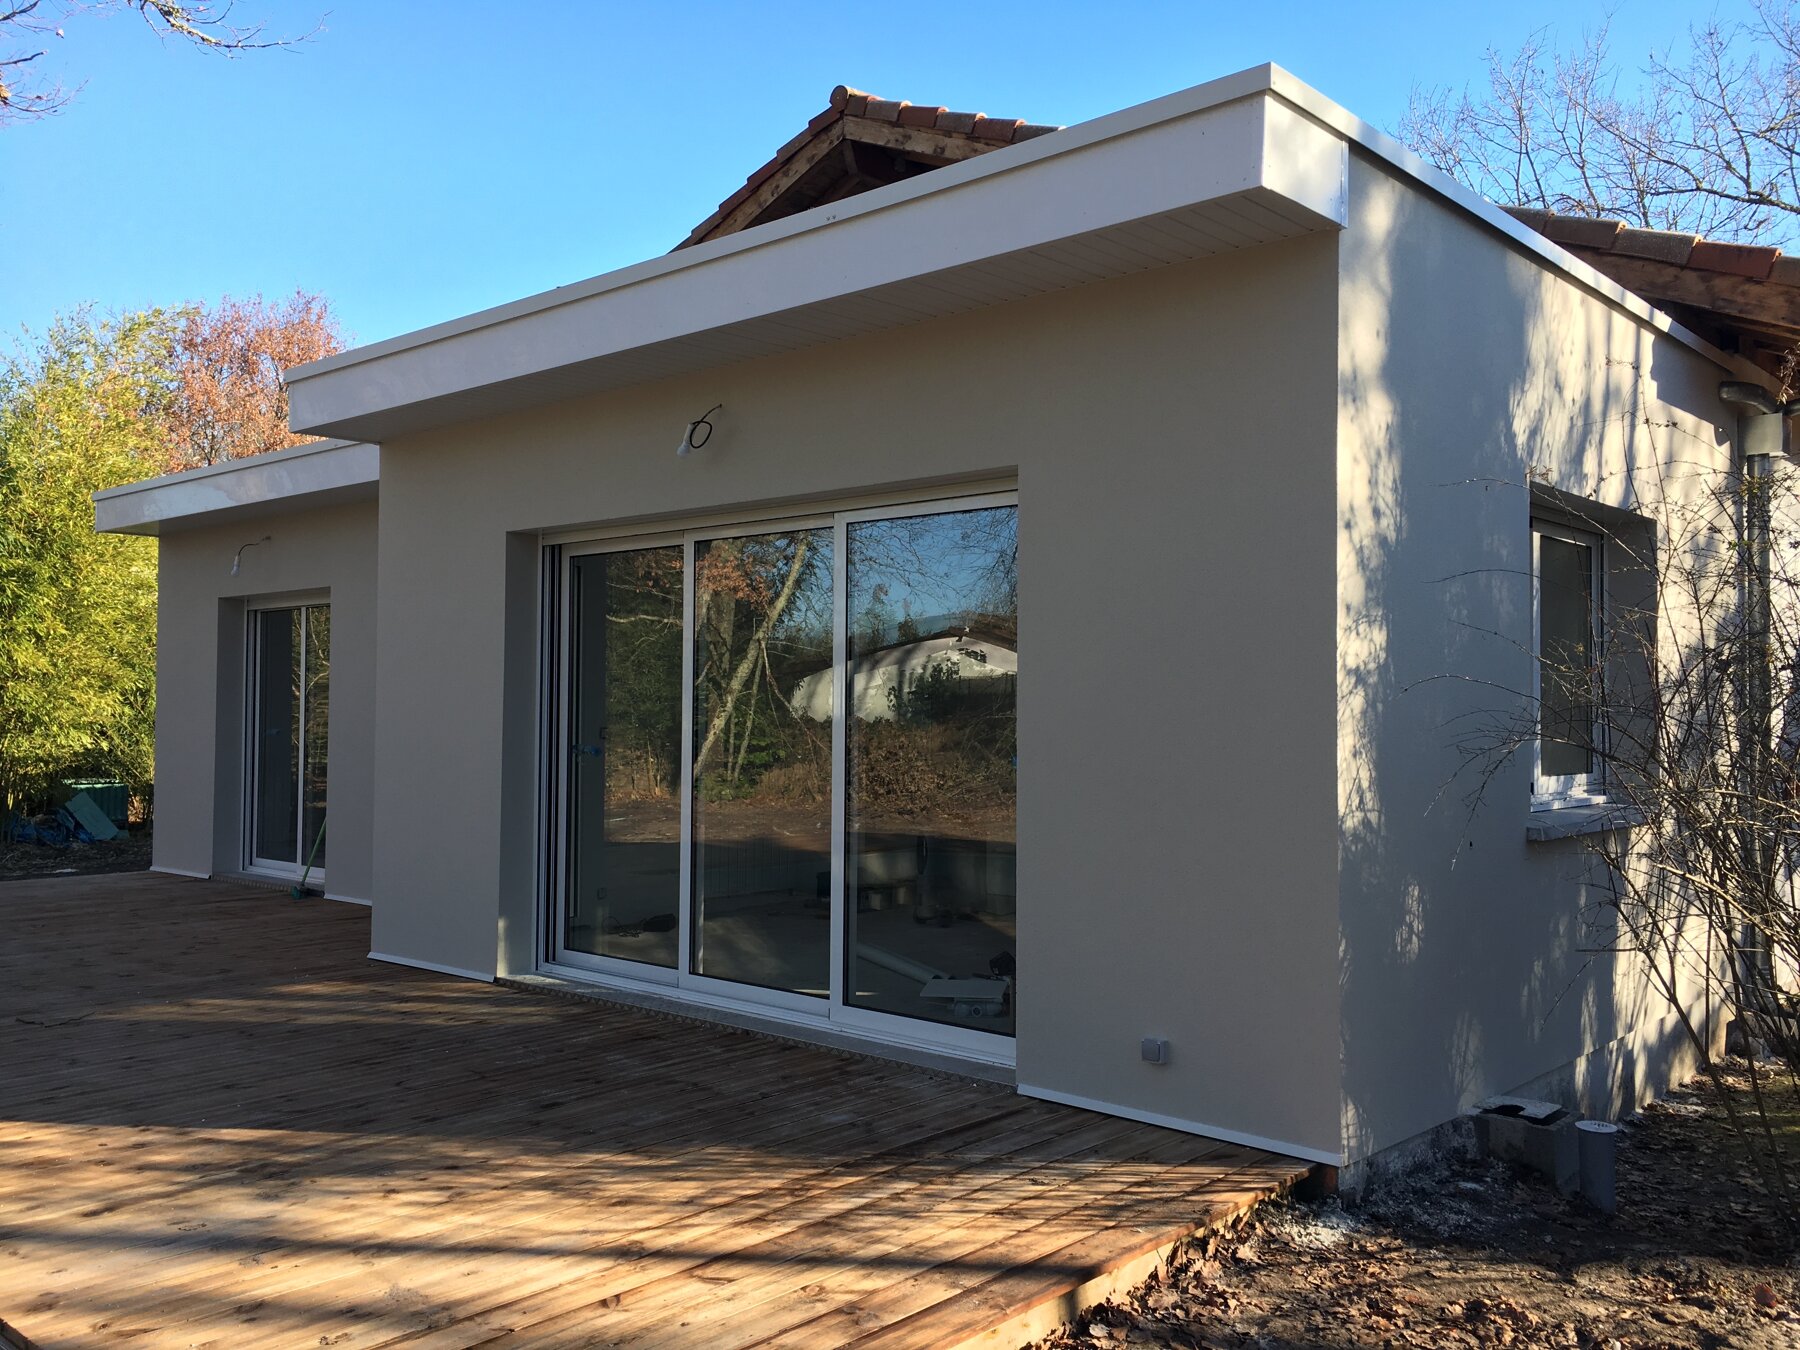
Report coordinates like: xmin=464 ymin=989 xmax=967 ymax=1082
xmin=93 ymin=440 xmax=379 ymax=536
xmin=286 ymin=81 xmax=1349 ymax=442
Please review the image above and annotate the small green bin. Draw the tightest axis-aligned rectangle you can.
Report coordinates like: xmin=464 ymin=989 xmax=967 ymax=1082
xmin=64 ymin=779 xmax=129 ymax=827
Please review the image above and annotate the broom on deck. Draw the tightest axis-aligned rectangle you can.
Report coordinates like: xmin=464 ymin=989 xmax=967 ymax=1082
xmin=292 ymin=818 xmax=327 ymax=899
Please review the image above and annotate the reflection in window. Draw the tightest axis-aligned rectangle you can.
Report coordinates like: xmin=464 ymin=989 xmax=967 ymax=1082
xmin=691 ymin=528 xmax=833 ymax=996
xmin=1536 ymin=525 xmax=1598 ymax=786
xmin=253 ymin=608 xmax=301 ymax=864
xmin=566 ymin=546 xmax=684 ymax=966
xmin=845 ymin=505 xmax=1018 ymax=1034
xmin=302 ymin=605 xmax=330 ymax=867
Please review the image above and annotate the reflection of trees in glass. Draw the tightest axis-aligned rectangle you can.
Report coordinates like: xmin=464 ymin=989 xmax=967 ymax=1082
xmin=849 ymin=507 xmax=1018 ymax=825
xmin=601 ymin=549 xmax=684 ymax=799
xmin=694 ymin=529 xmax=832 ymax=803
xmin=301 ymin=605 xmax=329 ymax=862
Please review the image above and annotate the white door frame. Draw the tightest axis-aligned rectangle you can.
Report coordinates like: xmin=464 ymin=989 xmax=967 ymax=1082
xmin=244 ymin=593 xmax=330 ymax=886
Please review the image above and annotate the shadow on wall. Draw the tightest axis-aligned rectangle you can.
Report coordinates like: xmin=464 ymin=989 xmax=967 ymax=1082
xmin=1336 ymin=166 xmax=1724 ymax=1162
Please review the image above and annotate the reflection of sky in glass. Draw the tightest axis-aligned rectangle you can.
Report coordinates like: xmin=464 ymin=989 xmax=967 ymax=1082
xmin=849 ymin=507 xmax=1018 ymax=650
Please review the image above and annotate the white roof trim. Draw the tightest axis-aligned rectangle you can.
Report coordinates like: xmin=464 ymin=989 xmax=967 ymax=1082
xmin=1260 ymin=68 xmax=1760 ymax=382
xmin=93 ymin=439 xmax=378 ymax=536
xmin=286 ymin=71 xmax=1349 ymax=441
xmin=290 ymin=65 xmax=1310 ymax=381
xmin=286 ymin=63 xmax=1764 ymax=448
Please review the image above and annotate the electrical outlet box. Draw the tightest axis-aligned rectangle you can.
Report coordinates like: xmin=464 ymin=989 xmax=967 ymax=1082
xmin=1140 ymin=1037 xmax=1169 ymax=1065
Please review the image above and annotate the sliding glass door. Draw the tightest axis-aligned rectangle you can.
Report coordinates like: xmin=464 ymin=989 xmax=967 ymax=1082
xmin=550 ymin=493 xmax=1017 ymax=1052
xmin=844 ymin=505 xmax=1018 ymax=1032
xmin=248 ymin=602 xmax=330 ymax=877
xmin=690 ymin=526 xmax=834 ymax=997
xmin=563 ymin=545 xmax=684 ymax=968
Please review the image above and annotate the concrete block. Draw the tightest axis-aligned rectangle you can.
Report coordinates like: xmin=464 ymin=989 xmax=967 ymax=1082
xmin=1471 ymin=1097 xmax=1579 ymax=1193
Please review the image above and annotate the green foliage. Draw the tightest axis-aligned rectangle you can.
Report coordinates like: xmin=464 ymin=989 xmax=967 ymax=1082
xmin=0 ymin=310 xmax=173 ymax=815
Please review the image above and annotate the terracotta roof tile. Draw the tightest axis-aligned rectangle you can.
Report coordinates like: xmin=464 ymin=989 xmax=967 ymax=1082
xmin=1542 ymin=215 xmax=1624 ymax=250
xmin=864 ymin=98 xmax=909 ymax=123
xmin=1689 ymin=239 xmax=1779 ymax=281
xmin=1505 ymin=206 xmax=1799 ymax=291
xmin=1611 ymin=227 xmax=1698 ymax=266
xmin=1503 ymin=206 xmax=1553 ymax=233
xmin=898 ymin=104 xmax=947 ymax=127
xmin=972 ymin=116 xmax=1023 ymax=143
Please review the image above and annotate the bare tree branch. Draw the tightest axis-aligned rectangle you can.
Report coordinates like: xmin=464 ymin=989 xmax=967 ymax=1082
xmin=1 ymin=1 xmax=317 ymax=125
xmin=1399 ymin=3 xmax=1800 ymax=246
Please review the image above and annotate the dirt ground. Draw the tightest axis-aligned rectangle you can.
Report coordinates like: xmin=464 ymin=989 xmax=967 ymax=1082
xmin=1034 ymin=1062 xmax=1800 ymax=1350
xmin=0 ymin=834 xmax=152 ymax=881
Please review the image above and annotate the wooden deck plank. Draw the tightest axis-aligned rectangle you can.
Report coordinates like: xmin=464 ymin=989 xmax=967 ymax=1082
xmin=0 ymin=874 xmax=1308 ymax=1348
xmin=155 ymin=1101 xmax=1057 ymax=1350
xmin=422 ymin=1117 xmax=1166 ymax=1350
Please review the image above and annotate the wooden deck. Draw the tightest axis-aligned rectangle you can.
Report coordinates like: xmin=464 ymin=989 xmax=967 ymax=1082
xmin=0 ymin=872 xmax=1306 ymax=1349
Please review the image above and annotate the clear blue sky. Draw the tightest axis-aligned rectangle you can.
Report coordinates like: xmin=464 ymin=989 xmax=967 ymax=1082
xmin=0 ymin=0 xmax=1719 ymax=349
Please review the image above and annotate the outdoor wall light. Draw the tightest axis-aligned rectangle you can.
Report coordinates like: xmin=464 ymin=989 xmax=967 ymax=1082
xmin=230 ymin=535 xmax=273 ymax=576
xmin=676 ymin=404 xmax=722 ymax=457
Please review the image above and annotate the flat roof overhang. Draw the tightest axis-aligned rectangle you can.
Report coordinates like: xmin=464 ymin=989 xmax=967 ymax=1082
xmin=284 ymin=68 xmax=1351 ymax=443
xmin=93 ymin=439 xmax=378 ymax=536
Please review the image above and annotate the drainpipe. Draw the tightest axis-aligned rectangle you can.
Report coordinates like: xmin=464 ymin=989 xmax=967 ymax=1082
xmin=1718 ymin=382 xmax=1789 ymax=1005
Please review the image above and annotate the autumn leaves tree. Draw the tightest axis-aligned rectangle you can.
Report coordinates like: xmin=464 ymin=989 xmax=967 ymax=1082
xmin=164 ymin=291 xmax=342 ymax=470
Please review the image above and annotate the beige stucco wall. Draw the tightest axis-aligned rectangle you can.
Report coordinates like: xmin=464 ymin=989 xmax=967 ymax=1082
xmin=152 ymin=499 xmax=379 ymax=903
xmin=1336 ymin=151 xmax=1737 ymax=1161
xmin=369 ymin=238 xmax=1346 ymax=1158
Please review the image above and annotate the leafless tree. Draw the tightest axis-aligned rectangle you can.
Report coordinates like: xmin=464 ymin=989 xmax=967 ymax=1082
xmin=1431 ymin=400 xmax=1800 ymax=1230
xmin=1 ymin=1 xmax=313 ymax=124
xmin=1399 ymin=2 xmax=1800 ymax=247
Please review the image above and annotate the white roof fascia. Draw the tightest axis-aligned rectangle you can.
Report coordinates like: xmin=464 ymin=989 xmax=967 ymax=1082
xmin=286 ymin=70 xmax=1350 ymax=441
xmin=1261 ymin=68 xmax=1764 ymax=385
xmin=93 ymin=439 xmax=379 ymax=536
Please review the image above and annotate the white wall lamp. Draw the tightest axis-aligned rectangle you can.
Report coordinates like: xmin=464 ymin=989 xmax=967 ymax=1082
xmin=676 ymin=404 xmax=722 ymax=457
xmin=230 ymin=535 xmax=273 ymax=576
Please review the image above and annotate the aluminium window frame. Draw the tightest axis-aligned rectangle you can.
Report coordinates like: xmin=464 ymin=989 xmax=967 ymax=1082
xmin=1530 ymin=515 xmax=1607 ymax=809
xmin=242 ymin=590 xmax=332 ymax=885
xmin=537 ymin=487 xmax=1019 ymax=1068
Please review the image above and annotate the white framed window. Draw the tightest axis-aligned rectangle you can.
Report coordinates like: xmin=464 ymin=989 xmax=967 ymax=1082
xmin=1531 ymin=516 xmax=1604 ymax=806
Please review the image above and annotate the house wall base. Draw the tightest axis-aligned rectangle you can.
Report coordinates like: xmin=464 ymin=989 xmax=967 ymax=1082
xmin=1336 ymin=1004 xmax=1719 ymax=1203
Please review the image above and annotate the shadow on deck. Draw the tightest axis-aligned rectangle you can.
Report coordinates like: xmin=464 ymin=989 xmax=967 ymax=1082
xmin=0 ymin=872 xmax=1307 ymax=1349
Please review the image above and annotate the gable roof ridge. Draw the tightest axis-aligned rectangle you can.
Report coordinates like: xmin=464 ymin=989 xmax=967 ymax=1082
xmin=676 ymin=86 xmax=1061 ymax=250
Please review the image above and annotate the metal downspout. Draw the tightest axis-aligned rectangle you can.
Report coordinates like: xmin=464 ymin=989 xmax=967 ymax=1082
xmin=1719 ymin=383 xmax=1787 ymax=1005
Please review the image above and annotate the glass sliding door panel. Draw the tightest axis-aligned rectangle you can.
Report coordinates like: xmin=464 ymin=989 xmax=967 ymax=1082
xmin=691 ymin=528 xmax=832 ymax=996
xmin=845 ymin=505 xmax=1018 ymax=1034
xmin=300 ymin=605 xmax=331 ymax=868
xmin=566 ymin=546 xmax=684 ymax=966
xmin=252 ymin=608 xmax=302 ymax=865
